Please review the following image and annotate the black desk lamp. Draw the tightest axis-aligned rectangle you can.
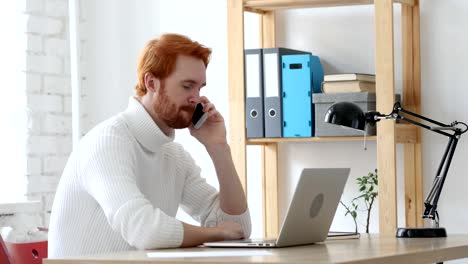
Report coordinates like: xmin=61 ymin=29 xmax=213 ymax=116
xmin=324 ymin=101 xmax=467 ymax=238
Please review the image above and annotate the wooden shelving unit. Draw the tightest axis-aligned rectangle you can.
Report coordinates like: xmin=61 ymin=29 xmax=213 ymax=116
xmin=227 ymin=0 xmax=423 ymax=237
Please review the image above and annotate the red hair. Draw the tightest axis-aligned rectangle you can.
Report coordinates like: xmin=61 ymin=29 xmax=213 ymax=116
xmin=135 ymin=33 xmax=212 ymax=96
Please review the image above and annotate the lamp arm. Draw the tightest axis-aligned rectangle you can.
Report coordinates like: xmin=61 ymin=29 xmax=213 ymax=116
xmin=369 ymin=102 xmax=468 ymax=226
xmin=423 ymin=136 xmax=458 ymax=226
xmin=387 ymin=102 xmax=460 ymax=138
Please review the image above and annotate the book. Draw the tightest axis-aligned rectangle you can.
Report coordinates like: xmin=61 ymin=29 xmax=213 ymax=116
xmin=327 ymin=231 xmax=360 ymax=240
xmin=321 ymin=80 xmax=375 ymax=93
xmin=324 ymin=73 xmax=375 ymax=82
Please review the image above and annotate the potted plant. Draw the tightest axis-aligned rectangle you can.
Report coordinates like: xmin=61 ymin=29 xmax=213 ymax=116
xmin=340 ymin=169 xmax=378 ymax=233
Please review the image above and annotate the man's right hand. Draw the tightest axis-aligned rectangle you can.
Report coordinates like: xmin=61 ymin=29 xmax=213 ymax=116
xmin=216 ymin=221 xmax=244 ymax=241
xmin=180 ymin=221 xmax=245 ymax=248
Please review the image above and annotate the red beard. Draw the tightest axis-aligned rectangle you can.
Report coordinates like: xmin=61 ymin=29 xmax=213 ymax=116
xmin=154 ymin=82 xmax=195 ymax=129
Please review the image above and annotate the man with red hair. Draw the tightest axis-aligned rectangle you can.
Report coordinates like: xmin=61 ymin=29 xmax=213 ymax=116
xmin=48 ymin=34 xmax=251 ymax=257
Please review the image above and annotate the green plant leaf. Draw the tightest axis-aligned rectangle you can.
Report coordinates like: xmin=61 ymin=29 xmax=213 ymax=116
xmin=342 ymin=168 xmax=378 ymax=234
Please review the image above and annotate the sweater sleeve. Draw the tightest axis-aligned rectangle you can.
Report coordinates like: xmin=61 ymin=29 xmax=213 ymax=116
xmin=178 ymin=149 xmax=252 ymax=238
xmin=79 ymin=128 xmax=183 ymax=249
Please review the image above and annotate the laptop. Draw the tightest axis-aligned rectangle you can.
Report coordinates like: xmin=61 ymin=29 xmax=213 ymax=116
xmin=203 ymin=168 xmax=350 ymax=248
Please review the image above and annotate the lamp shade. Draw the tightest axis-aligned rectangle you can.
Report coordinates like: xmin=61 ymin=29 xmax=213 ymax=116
xmin=324 ymin=102 xmax=366 ymax=131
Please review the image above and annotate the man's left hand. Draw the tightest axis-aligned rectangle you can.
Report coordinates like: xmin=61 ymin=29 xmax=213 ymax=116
xmin=189 ymin=97 xmax=227 ymax=147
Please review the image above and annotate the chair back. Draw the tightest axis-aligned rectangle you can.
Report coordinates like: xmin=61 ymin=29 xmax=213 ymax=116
xmin=5 ymin=240 xmax=48 ymax=264
xmin=0 ymin=234 xmax=14 ymax=264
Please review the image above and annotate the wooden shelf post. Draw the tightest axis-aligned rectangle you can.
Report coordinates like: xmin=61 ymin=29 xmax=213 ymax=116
xmin=260 ymin=11 xmax=280 ymax=238
xmin=402 ymin=0 xmax=424 ymax=228
xmin=227 ymin=0 xmax=247 ymax=191
xmin=375 ymin=0 xmax=398 ymax=235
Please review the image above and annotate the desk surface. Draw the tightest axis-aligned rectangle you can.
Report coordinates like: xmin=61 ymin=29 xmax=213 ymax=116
xmin=43 ymin=234 xmax=468 ymax=264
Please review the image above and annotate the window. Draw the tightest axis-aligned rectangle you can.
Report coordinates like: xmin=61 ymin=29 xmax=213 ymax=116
xmin=0 ymin=1 xmax=27 ymax=202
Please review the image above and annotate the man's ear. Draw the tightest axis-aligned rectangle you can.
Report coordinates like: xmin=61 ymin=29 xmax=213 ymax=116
xmin=144 ymin=72 xmax=160 ymax=93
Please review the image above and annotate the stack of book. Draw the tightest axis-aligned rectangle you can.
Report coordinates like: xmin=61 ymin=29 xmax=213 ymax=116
xmin=321 ymin=73 xmax=375 ymax=93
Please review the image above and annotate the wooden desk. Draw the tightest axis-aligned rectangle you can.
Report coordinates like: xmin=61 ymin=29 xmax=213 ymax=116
xmin=43 ymin=234 xmax=468 ymax=264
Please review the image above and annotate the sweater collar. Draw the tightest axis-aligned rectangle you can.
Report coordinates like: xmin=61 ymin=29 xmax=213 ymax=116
xmin=122 ymin=97 xmax=174 ymax=152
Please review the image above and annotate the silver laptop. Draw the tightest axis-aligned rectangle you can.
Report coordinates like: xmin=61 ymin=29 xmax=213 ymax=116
xmin=203 ymin=168 xmax=350 ymax=248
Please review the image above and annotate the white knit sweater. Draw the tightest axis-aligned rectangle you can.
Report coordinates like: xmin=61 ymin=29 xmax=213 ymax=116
xmin=48 ymin=97 xmax=251 ymax=258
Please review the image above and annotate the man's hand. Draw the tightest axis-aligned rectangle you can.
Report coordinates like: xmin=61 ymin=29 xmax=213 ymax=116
xmin=180 ymin=221 xmax=244 ymax=247
xmin=216 ymin=221 xmax=245 ymax=241
xmin=189 ymin=97 xmax=227 ymax=147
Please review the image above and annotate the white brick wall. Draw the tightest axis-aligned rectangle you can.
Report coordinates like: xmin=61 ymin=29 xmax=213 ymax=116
xmin=64 ymin=95 xmax=72 ymax=113
xmin=27 ymin=135 xmax=72 ymax=156
xmin=27 ymin=16 xmax=63 ymax=35
xmin=26 ymin=157 xmax=42 ymax=175
xmin=27 ymin=94 xmax=63 ymax=112
xmin=45 ymin=38 xmax=69 ymax=56
xmin=45 ymin=0 xmax=69 ymax=17
xmin=77 ymin=0 xmax=89 ymax=137
xmin=27 ymin=111 xmax=42 ymax=133
xmin=27 ymin=34 xmax=43 ymax=52
xmin=44 ymin=75 xmax=71 ymax=95
xmin=44 ymin=155 xmax=69 ymax=174
xmin=26 ymin=0 xmax=44 ymax=14
xmin=27 ymin=54 xmax=63 ymax=74
xmin=0 ymin=201 xmax=43 ymax=239
xmin=26 ymin=73 xmax=42 ymax=93
xmin=27 ymin=176 xmax=60 ymax=195
xmin=2 ymin=0 xmax=89 ymax=229
xmin=43 ymin=114 xmax=72 ymax=134
xmin=24 ymin=0 xmax=77 ymax=227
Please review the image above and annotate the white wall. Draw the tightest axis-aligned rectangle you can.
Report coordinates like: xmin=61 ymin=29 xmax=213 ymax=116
xmin=419 ymin=1 xmax=468 ymax=234
xmin=80 ymin=0 xmax=468 ymax=242
xmin=24 ymin=0 xmax=72 ymax=226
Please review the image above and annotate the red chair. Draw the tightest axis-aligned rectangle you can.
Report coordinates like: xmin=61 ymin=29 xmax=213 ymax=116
xmin=1 ymin=228 xmax=48 ymax=264
xmin=5 ymin=240 xmax=48 ymax=264
xmin=1 ymin=234 xmax=14 ymax=264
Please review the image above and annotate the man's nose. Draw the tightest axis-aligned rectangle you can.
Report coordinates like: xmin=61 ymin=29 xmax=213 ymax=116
xmin=188 ymin=96 xmax=201 ymax=105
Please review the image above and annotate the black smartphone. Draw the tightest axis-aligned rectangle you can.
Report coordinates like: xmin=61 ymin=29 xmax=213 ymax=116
xmin=192 ymin=103 xmax=208 ymax=129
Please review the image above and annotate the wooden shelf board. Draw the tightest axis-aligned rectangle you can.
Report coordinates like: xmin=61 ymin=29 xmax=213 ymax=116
xmin=244 ymin=0 xmax=415 ymax=12
xmin=246 ymin=124 xmax=417 ymax=144
xmin=248 ymin=136 xmax=376 ymax=144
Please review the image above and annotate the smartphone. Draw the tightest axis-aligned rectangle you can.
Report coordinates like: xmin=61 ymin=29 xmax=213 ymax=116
xmin=192 ymin=103 xmax=208 ymax=129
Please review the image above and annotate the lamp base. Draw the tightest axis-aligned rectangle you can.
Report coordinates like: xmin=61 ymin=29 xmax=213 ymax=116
xmin=396 ymin=227 xmax=447 ymax=238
